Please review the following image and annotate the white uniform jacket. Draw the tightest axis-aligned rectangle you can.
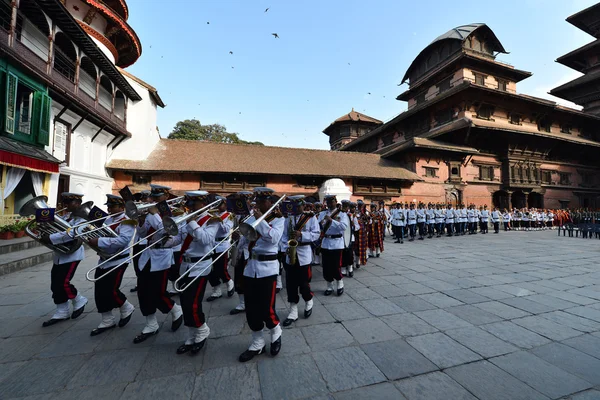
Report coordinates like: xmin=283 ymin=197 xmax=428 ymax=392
xmin=318 ymin=209 xmax=349 ymax=250
xmin=434 ymin=209 xmax=444 ymax=224
xmin=445 ymin=209 xmax=455 ymax=223
xmin=280 ymin=215 xmax=320 ymax=266
xmin=243 ymin=216 xmax=285 ymax=278
xmin=137 ymin=213 xmax=173 ymax=272
xmin=491 ymin=211 xmax=500 ymax=223
xmin=49 ymin=213 xmax=86 ymax=264
xmin=480 ymin=210 xmax=490 ymax=223
xmin=407 ymin=209 xmax=417 ymax=225
xmin=416 ymin=209 xmax=426 ymax=223
xmin=214 ymin=211 xmax=234 ymax=254
xmin=167 ymin=212 xmax=219 ymax=277
xmin=96 ymin=213 xmax=136 ymax=269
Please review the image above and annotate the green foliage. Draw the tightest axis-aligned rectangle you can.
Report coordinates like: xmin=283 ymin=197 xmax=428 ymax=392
xmin=167 ymin=119 xmax=264 ymax=145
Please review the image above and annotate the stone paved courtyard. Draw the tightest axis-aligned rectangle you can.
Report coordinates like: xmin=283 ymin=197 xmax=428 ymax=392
xmin=1 ymin=231 xmax=600 ymax=399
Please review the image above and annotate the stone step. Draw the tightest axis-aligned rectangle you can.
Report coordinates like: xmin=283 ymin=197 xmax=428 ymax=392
xmin=0 ymin=245 xmax=53 ymax=276
xmin=0 ymin=236 xmax=42 ymax=255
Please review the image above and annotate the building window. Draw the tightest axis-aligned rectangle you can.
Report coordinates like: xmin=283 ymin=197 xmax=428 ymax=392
xmin=509 ymin=113 xmax=521 ymax=125
xmin=541 ymin=170 xmax=552 ymax=184
xmin=479 ymin=166 xmax=494 ymax=181
xmin=538 ymin=119 xmax=552 ymax=133
xmin=581 ymin=172 xmax=594 ymax=186
xmin=133 ymin=174 xmax=152 ymax=185
xmin=497 ymin=78 xmax=507 ymax=92
xmin=559 ymin=172 xmax=570 ymax=185
xmin=339 ymin=125 xmax=351 ymax=137
xmin=4 ymin=71 xmax=51 ymax=146
xmin=16 ymin=85 xmax=34 ymax=135
xmin=354 ymin=180 xmax=401 ymax=195
xmin=560 ymin=124 xmax=571 ymax=134
xmin=53 ymin=120 xmax=70 ymax=165
xmin=449 ymin=162 xmax=461 ymax=182
xmin=424 ymin=167 xmax=438 ymax=178
xmin=415 ymin=92 xmax=426 ymax=105
xmin=381 ymin=134 xmax=394 ymax=147
xmin=474 ymin=73 xmax=486 ymax=86
xmin=437 ymin=77 xmax=451 ymax=93
xmin=434 ymin=108 xmax=453 ymax=125
xmin=476 ymin=104 xmax=494 ymax=120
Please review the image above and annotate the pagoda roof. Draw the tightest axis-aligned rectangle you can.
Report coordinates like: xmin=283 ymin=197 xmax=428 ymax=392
xmin=549 ymin=70 xmax=599 ymax=104
xmin=323 ymin=109 xmax=382 ymax=134
xmin=567 ymin=2 xmax=600 ymax=38
xmin=380 ymin=137 xmax=479 ymax=158
xmin=556 ymin=39 xmax=600 ymax=72
xmin=401 ymin=23 xmax=507 ymax=84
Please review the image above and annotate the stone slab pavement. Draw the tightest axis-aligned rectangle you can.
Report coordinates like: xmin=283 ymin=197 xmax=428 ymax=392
xmin=1 ymin=230 xmax=600 ymax=399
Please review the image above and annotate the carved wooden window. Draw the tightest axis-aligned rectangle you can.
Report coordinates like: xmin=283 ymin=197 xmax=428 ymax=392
xmin=424 ymin=167 xmax=438 ymax=178
xmin=415 ymin=92 xmax=426 ymax=105
xmin=560 ymin=124 xmax=571 ymax=134
xmin=558 ymin=173 xmax=570 ymax=185
xmin=509 ymin=113 xmax=521 ymax=125
xmin=497 ymin=78 xmax=507 ymax=92
xmin=474 ymin=73 xmax=485 ymax=86
xmin=479 ymin=166 xmax=493 ymax=181
xmin=476 ymin=105 xmax=494 ymax=120
xmin=541 ymin=170 xmax=552 ymax=184
xmin=437 ymin=77 xmax=451 ymax=93
xmin=538 ymin=119 xmax=552 ymax=133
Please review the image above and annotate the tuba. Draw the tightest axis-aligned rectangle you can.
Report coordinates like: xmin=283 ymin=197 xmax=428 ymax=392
xmin=71 ymin=203 xmax=120 ymax=259
xmin=287 ymin=216 xmax=298 ymax=266
xmin=19 ymin=196 xmax=83 ymax=254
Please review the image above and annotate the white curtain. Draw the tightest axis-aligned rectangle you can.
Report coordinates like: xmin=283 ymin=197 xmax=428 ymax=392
xmin=31 ymin=172 xmax=44 ymax=196
xmin=1 ymin=167 xmax=26 ymax=214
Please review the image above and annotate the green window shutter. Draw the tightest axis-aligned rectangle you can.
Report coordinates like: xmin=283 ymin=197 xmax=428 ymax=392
xmin=4 ymin=72 xmax=17 ymax=134
xmin=37 ymin=93 xmax=51 ymax=146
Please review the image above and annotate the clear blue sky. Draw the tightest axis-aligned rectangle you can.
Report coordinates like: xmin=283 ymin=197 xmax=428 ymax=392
xmin=125 ymin=0 xmax=597 ymax=149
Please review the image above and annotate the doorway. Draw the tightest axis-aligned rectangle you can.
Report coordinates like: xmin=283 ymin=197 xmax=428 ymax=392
xmin=528 ymin=192 xmax=543 ymax=209
xmin=511 ymin=191 xmax=526 ymax=209
xmin=56 ymin=174 xmax=70 ymax=208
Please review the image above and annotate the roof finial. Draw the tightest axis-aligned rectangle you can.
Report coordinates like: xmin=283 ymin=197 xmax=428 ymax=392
xmin=352 ymin=107 xmax=354 ymax=112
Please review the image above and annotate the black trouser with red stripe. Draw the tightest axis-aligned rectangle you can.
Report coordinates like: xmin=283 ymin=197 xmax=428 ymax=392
xmin=132 ymin=244 xmax=146 ymax=277
xmin=342 ymin=246 xmax=354 ymax=266
xmin=168 ymin=251 xmax=181 ymax=283
xmin=94 ymin=263 xmax=127 ymax=313
xmin=234 ymin=257 xmax=247 ymax=294
xmin=245 ymin=274 xmax=279 ymax=331
xmin=284 ymin=261 xmax=313 ymax=304
xmin=137 ymin=261 xmax=175 ymax=316
xmin=321 ymin=249 xmax=343 ymax=282
xmin=209 ymin=251 xmax=230 ymax=287
xmin=50 ymin=261 xmax=81 ymax=304
xmin=180 ymin=275 xmax=209 ymax=327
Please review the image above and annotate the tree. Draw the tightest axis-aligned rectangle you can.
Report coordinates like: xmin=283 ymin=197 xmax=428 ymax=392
xmin=167 ymin=119 xmax=263 ymax=145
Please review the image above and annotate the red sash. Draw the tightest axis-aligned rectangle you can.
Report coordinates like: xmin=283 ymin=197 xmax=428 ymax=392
xmin=179 ymin=214 xmax=211 ymax=262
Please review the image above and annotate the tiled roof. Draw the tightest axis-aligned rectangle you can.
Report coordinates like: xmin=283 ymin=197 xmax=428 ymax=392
xmin=323 ymin=109 xmax=382 ymax=134
xmin=107 ymin=139 xmax=422 ymax=181
xmin=381 ymin=137 xmax=479 ymax=158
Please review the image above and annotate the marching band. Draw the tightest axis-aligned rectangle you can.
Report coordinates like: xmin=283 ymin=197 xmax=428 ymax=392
xmin=17 ymin=186 xmax=600 ymax=362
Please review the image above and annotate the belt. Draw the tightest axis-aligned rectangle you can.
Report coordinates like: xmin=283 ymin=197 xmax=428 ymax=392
xmin=183 ymin=255 xmax=209 ymax=263
xmin=324 ymin=234 xmax=342 ymax=239
xmin=408 ymin=218 xmax=416 ymax=220
xmin=250 ymin=253 xmax=278 ymax=261
xmin=216 ymin=237 xmax=227 ymax=241
xmin=298 ymin=242 xmax=311 ymax=246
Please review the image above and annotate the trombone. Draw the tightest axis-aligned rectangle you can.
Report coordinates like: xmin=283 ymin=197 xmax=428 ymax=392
xmin=174 ymin=213 xmax=253 ymax=293
xmin=163 ymin=199 xmax=223 ymax=236
xmin=125 ymin=196 xmax=185 ymax=219
xmin=85 ymin=200 xmax=220 ymax=282
xmin=175 ymin=196 xmax=286 ymax=292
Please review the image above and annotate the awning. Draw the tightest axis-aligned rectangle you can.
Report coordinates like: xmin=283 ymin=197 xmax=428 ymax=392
xmin=0 ymin=150 xmax=59 ymax=173
xmin=0 ymin=137 xmax=61 ymax=174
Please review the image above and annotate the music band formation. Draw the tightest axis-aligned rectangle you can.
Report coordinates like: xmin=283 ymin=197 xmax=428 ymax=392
xmin=18 ymin=186 xmax=595 ymax=362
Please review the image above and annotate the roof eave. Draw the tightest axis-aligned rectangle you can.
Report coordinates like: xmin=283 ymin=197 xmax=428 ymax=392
xmin=34 ymin=0 xmax=142 ymax=101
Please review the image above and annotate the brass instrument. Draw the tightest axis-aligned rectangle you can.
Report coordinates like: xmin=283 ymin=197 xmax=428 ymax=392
xmin=163 ymin=201 xmax=223 ymax=236
xmin=19 ymin=196 xmax=83 ymax=254
xmin=125 ymin=196 xmax=185 ymax=219
xmin=72 ymin=202 xmax=120 ymax=259
xmin=239 ymin=195 xmax=287 ymax=241
xmin=287 ymin=217 xmax=298 ymax=266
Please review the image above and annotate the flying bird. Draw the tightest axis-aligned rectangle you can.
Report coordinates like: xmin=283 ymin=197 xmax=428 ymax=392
xmin=347 ymin=62 xmax=351 ymax=65
xmin=231 ymin=66 xmax=235 ymax=69
xmin=272 ymin=33 xmax=279 ymax=38
xmin=265 ymin=7 xmax=269 ymax=12
xmin=207 ymin=21 xmax=210 ymax=24
xmin=368 ymin=92 xmax=371 ymax=95
xmin=229 ymin=51 xmax=233 ymax=54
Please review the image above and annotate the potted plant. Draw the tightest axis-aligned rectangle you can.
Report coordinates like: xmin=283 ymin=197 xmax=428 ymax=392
xmin=0 ymin=225 xmax=15 ymax=240
xmin=14 ymin=220 xmax=28 ymax=238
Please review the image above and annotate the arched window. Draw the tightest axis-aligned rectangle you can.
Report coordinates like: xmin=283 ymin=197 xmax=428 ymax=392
xmin=15 ymin=0 xmax=51 ymax=60
xmin=98 ymin=75 xmax=113 ymax=110
xmin=79 ymin=56 xmax=97 ymax=98
xmin=114 ymin=90 xmax=125 ymax=120
xmin=54 ymin=32 xmax=77 ymax=81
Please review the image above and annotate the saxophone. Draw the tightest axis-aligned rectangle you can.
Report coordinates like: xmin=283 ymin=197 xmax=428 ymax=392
xmin=287 ymin=217 xmax=298 ymax=265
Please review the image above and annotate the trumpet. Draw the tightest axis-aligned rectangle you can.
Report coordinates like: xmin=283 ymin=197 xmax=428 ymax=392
xmin=239 ymin=195 xmax=287 ymax=241
xmin=125 ymin=196 xmax=185 ymax=219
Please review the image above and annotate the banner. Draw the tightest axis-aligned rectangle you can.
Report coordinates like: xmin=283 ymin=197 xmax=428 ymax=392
xmin=119 ymin=186 xmax=134 ymax=202
xmin=226 ymin=197 xmax=250 ymax=216
xmin=156 ymin=200 xmax=172 ymax=218
xmin=35 ymin=208 xmax=55 ymax=223
xmin=89 ymin=206 xmax=108 ymax=227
